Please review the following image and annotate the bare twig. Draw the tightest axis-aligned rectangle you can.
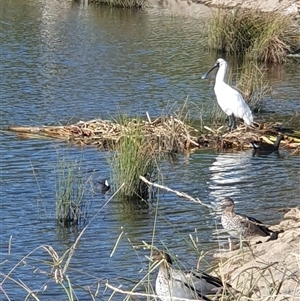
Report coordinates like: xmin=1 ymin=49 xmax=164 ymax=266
xmin=139 ymin=176 xmax=214 ymax=210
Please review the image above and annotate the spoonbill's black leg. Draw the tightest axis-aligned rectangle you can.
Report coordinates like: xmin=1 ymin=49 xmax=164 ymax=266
xmin=228 ymin=114 xmax=236 ymax=131
xmin=231 ymin=115 xmax=236 ymax=130
xmin=228 ymin=115 xmax=232 ymax=128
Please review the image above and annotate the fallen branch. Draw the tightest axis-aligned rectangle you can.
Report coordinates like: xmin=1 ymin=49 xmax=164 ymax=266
xmin=139 ymin=176 xmax=214 ymax=210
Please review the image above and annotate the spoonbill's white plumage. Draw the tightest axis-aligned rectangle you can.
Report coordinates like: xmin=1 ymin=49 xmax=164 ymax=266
xmin=201 ymin=58 xmax=253 ymax=130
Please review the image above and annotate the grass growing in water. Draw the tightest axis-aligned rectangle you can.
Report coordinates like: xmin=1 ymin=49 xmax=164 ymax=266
xmin=0 ymin=190 xmax=117 ymax=300
xmin=55 ymin=156 xmax=88 ymax=227
xmin=109 ymin=115 xmax=158 ymax=200
xmin=235 ymin=59 xmax=271 ymax=111
xmin=208 ymin=8 xmax=297 ymax=63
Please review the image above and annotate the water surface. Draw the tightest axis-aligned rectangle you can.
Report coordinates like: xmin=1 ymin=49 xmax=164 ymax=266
xmin=0 ymin=1 xmax=299 ymax=300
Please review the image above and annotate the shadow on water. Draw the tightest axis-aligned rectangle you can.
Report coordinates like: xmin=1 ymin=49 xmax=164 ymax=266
xmin=55 ymin=223 xmax=81 ymax=247
xmin=113 ymin=195 xmax=150 ymax=222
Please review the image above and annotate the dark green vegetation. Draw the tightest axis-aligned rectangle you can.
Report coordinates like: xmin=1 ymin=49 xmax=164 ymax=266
xmin=108 ymin=116 xmax=158 ymax=200
xmin=55 ymin=156 xmax=89 ymax=226
xmin=208 ymin=8 xmax=299 ymax=64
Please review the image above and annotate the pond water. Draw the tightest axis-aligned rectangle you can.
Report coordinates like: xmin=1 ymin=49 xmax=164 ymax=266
xmin=0 ymin=0 xmax=300 ymax=300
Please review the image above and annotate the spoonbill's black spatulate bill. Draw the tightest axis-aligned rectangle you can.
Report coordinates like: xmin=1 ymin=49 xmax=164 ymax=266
xmin=201 ymin=58 xmax=253 ymax=131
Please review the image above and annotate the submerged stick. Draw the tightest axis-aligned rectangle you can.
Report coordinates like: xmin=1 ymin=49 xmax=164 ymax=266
xmin=139 ymin=176 xmax=214 ymax=210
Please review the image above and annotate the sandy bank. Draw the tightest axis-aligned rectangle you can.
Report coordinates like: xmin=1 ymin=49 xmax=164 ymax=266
xmin=199 ymin=0 xmax=300 ymax=14
xmin=148 ymin=0 xmax=300 ymax=18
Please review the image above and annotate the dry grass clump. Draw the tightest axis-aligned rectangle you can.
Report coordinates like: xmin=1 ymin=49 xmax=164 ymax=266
xmin=7 ymin=113 xmax=300 ymax=155
xmin=235 ymin=59 xmax=272 ymax=111
xmin=208 ymin=8 xmax=298 ymax=63
xmin=203 ymin=121 xmax=300 ymax=154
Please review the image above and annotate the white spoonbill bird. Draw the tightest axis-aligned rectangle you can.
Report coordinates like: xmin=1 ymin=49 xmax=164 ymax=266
xmin=201 ymin=58 xmax=253 ymax=130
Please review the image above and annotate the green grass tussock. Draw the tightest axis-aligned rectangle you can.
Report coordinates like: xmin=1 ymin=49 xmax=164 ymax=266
xmin=109 ymin=115 xmax=158 ymax=200
xmin=208 ymin=8 xmax=298 ymax=63
xmin=55 ymin=156 xmax=88 ymax=227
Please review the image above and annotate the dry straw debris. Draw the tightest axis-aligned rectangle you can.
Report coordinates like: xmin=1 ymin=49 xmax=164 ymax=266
xmin=8 ymin=116 xmax=198 ymax=153
xmin=7 ymin=117 xmax=300 ymax=154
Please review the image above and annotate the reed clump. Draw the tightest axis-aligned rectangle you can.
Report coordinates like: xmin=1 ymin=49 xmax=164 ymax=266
xmin=235 ymin=59 xmax=271 ymax=111
xmin=55 ymin=156 xmax=88 ymax=227
xmin=7 ymin=111 xmax=200 ymax=153
xmin=109 ymin=116 xmax=158 ymax=200
xmin=208 ymin=8 xmax=298 ymax=63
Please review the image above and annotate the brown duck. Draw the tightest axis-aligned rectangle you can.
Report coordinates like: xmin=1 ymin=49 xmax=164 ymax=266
xmin=220 ymin=197 xmax=281 ymax=241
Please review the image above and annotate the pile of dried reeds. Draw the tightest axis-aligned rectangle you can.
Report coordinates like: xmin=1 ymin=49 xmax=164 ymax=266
xmin=8 ymin=115 xmax=199 ymax=153
xmin=7 ymin=117 xmax=300 ymax=154
xmin=205 ymin=122 xmax=300 ymax=154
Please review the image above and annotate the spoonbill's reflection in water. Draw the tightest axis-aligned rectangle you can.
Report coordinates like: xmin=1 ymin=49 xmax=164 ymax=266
xmin=201 ymin=58 xmax=253 ymax=131
xmin=208 ymin=152 xmax=252 ymax=198
xmin=208 ymin=151 xmax=253 ymax=239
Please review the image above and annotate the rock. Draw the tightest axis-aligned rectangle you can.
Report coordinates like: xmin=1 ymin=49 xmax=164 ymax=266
xmin=214 ymin=207 xmax=300 ymax=300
